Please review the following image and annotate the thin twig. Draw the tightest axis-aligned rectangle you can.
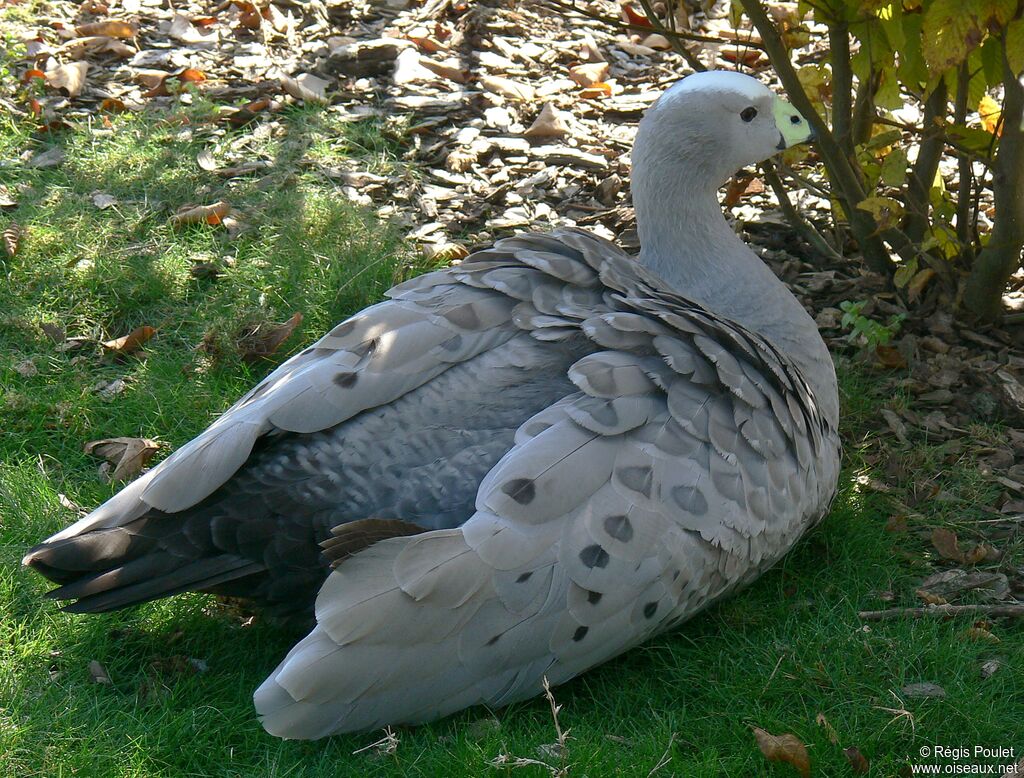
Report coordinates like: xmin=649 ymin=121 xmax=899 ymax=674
xmin=859 ymin=603 xmax=1024 ymax=621
xmin=535 ymin=0 xmax=764 ymax=51
xmin=760 ymin=162 xmax=843 ymax=262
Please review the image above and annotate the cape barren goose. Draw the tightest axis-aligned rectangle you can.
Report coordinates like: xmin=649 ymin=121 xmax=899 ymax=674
xmin=24 ymin=71 xmax=840 ymax=739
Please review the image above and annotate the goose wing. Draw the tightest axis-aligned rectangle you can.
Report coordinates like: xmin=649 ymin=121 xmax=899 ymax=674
xmin=254 ymin=232 xmax=840 ymax=737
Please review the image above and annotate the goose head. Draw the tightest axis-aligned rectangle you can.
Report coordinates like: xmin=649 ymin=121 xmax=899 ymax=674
xmin=633 ymin=71 xmax=813 ymax=188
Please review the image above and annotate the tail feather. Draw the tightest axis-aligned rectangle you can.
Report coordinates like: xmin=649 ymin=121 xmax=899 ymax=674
xmin=23 ymin=514 xmax=268 ymax=614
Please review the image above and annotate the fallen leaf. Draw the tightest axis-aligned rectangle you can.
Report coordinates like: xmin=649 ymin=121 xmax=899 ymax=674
xmin=844 ymin=747 xmax=870 ymax=774
xmin=196 ymin=150 xmax=218 ymax=171
xmin=752 ymin=727 xmax=810 ymax=777
xmin=621 ymin=4 xmax=653 ymax=27
xmin=40 ymin=323 xmax=66 ymax=343
xmin=168 ymin=13 xmax=212 ymax=44
xmin=523 ymin=102 xmax=569 ymax=138
xmin=931 ymin=527 xmax=964 ymax=562
xmin=14 ymin=359 xmax=37 ymax=377
xmin=3 ymin=223 xmax=22 ymax=257
xmin=26 ymin=146 xmax=67 ymax=170
xmin=45 ymin=61 xmax=89 ymax=97
xmin=170 ymin=201 xmax=231 ymax=227
xmin=93 ymin=376 xmax=127 ymax=399
xmin=579 ymin=82 xmax=614 ymax=99
xmin=238 ymin=312 xmax=303 ymax=362
xmin=59 ymin=36 xmax=135 ymax=58
xmin=569 ymin=61 xmax=609 ymax=88
xmin=88 ymin=659 xmax=112 ymax=684
xmin=981 ymin=657 xmax=1003 ymax=678
xmin=901 ymin=682 xmax=946 ymax=698
xmin=419 ymin=58 xmax=470 ymax=84
xmin=281 ymin=73 xmax=330 ymax=103
xmin=965 ymin=625 xmax=1000 ymax=643
xmin=480 ymin=75 xmax=534 ymax=101
xmin=100 ymin=97 xmax=127 ymax=113
xmin=875 ymin=344 xmax=907 ymax=369
xmin=22 ymin=68 xmax=46 ymax=84
xmin=74 ymin=20 xmax=137 ymax=38
xmin=101 ymin=325 xmax=156 ymax=355
xmin=58 ymin=493 xmax=84 ymax=513
xmin=84 ymin=436 xmax=160 ymax=481
xmin=91 ymin=192 xmax=118 ymax=209
xmin=143 ymin=68 xmax=207 ymax=97
xmin=0 ymin=185 xmax=17 ymax=208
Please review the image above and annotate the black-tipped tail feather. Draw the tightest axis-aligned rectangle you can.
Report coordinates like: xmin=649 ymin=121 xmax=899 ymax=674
xmin=23 ymin=520 xmax=267 ymax=614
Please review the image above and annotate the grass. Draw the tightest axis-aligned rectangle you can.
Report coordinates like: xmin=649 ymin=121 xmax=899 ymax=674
xmin=1 ymin=99 xmax=1021 ymax=778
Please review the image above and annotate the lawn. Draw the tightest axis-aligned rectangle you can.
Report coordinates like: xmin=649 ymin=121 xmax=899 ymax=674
xmin=1 ymin=101 xmax=1021 ymax=777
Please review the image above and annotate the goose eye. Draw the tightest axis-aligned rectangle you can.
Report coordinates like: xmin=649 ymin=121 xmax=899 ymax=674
xmin=790 ymin=115 xmax=801 ymax=124
xmin=740 ymin=107 xmax=757 ymax=122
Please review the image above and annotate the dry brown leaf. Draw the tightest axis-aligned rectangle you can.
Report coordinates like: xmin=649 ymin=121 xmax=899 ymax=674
xmin=480 ymin=75 xmax=534 ymax=101
xmin=169 ymin=13 xmax=213 ymax=43
xmin=569 ymin=61 xmax=609 ymax=88
xmin=84 ymin=436 xmax=160 ymax=481
xmin=281 ymin=73 xmax=330 ymax=103
xmin=3 ymin=223 xmax=22 ymax=258
xmin=875 ymin=344 xmax=907 ymax=369
xmin=965 ymin=625 xmax=1000 ymax=643
xmin=0 ymin=185 xmax=17 ymax=208
xmin=408 ymin=35 xmax=446 ymax=53
xmin=196 ymin=149 xmax=218 ymax=171
xmin=724 ymin=174 xmax=765 ymax=207
xmin=100 ymin=97 xmax=127 ymax=113
xmin=579 ymin=82 xmax=613 ymax=99
xmin=74 ymin=20 xmax=137 ymax=38
xmin=238 ymin=312 xmax=303 ymax=362
xmin=40 ymin=323 xmax=66 ymax=343
xmin=88 ymin=659 xmax=112 ymax=684
xmin=916 ymin=588 xmax=948 ymax=606
xmin=844 ymin=747 xmax=870 ymax=774
xmin=45 ymin=61 xmax=89 ymax=98
xmin=523 ymin=102 xmax=569 ymax=138
xmin=143 ymin=68 xmax=207 ymax=97
xmin=59 ymin=35 xmax=135 ymax=58
xmin=621 ymin=4 xmax=653 ymax=27
xmin=814 ymin=712 xmax=838 ymax=744
xmin=931 ymin=527 xmax=964 ymax=562
xmin=752 ymin=727 xmax=810 ymax=777
xmin=101 ymin=325 xmax=156 ymax=355
xmin=419 ymin=58 xmax=470 ymax=84
xmin=92 ymin=192 xmax=118 ymax=209
xmin=170 ymin=201 xmax=231 ymax=227
xmin=907 ymin=268 xmax=936 ymax=302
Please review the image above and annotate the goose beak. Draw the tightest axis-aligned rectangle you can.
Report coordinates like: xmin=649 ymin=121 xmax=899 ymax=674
xmin=773 ymin=97 xmax=814 ymax=150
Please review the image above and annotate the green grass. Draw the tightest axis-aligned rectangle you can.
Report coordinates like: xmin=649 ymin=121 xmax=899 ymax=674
xmin=1 ymin=100 xmax=1021 ymax=777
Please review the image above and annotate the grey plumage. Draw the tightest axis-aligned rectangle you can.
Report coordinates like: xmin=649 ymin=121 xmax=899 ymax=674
xmin=23 ymin=71 xmax=840 ymax=739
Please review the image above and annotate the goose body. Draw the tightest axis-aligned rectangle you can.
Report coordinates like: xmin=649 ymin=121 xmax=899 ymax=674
xmin=24 ymin=72 xmax=841 ymax=739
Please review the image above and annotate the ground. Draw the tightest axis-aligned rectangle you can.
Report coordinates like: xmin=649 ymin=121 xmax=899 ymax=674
xmin=1 ymin=1 xmax=1023 ymax=776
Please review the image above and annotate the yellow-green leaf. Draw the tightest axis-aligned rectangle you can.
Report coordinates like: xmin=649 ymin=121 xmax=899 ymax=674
xmin=880 ymin=147 xmax=908 ymax=187
xmin=1007 ymin=18 xmax=1024 ymax=76
xmin=857 ymin=195 xmax=905 ymax=229
xmin=922 ymin=0 xmax=985 ymax=73
xmin=894 ymin=256 xmax=919 ymax=288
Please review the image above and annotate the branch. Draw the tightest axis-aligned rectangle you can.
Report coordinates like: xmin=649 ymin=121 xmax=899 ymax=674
xmin=859 ymin=603 xmax=1024 ymax=621
xmin=535 ymin=0 xmax=763 ymax=54
xmin=760 ymin=162 xmax=844 ymax=262
xmin=829 ymin=21 xmax=854 ymax=157
xmin=904 ymin=77 xmax=947 ymax=244
xmin=738 ymin=0 xmax=895 ymax=275
xmin=954 ymin=62 xmax=974 ymax=253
